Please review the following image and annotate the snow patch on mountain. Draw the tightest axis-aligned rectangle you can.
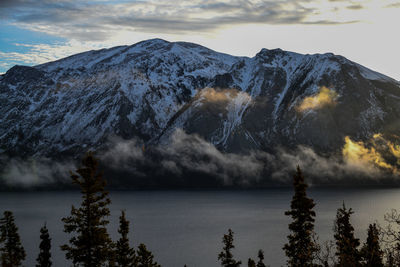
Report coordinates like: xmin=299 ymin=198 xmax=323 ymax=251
xmin=215 ymin=90 xmax=253 ymax=146
xmin=1 ymin=38 xmax=399 ymax=159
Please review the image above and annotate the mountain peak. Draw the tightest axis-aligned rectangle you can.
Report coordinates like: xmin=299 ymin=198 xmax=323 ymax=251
xmin=0 ymin=39 xmax=399 ymax=161
xmin=132 ymin=38 xmax=170 ymax=48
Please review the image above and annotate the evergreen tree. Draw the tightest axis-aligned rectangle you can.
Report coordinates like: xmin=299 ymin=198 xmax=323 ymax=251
xmin=115 ymin=211 xmax=137 ymax=267
xmin=334 ymin=203 xmax=361 ymax=267
xmin=256 ymin=250 xmax=266 ymax=267
xmin=247 ymin=258 xmax=256 ymax=267
xmin=218 ymin=229 xmax=241 ymax=267
xmin=136 ymin=243 xmax=160 ymax=267
xmin=36 ymin=223 xmax=52 ymax=267
xmin=248 ymin=250 xmax=266 ymax=267
xmin=361 ymin=223 xmax=383 ymax=267
xmin=283 ymin=166 xmax=317 ymax=266
xmin=0 ymin=211 xmax=26 ymax=267
xmin=61 ymin=152 xmax=113 ymax=267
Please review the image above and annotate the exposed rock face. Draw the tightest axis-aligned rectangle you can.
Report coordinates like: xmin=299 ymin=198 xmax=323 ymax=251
xmin=1 ymin=38 xmax=399 ymax=158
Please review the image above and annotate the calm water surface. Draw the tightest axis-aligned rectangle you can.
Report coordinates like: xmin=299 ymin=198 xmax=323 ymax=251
xmin=0 ymin=189 xmax=399 ymax=267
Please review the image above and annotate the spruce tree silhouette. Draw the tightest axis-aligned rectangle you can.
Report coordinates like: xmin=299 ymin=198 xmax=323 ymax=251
xmin=334 ymin=203 xmax=361 ymax=267
xmin=256 ymin=250 xmax=266 ymax=267
xmin=115 ymin=210 xmax=137 ymax=267
xmin=218 ymin=229 xmax=241 ymax=267
xmin=361 ymin=223 xmax=383 ymax=267
xmin=0 ymin=211 xmax=26 ymax=267
xmin=136 ymin=243 xmax=160 ymax=267
xmin=283 ymin=166 xmax=317 ymax=267
xmin=247 ymin=258 xmax=256 ymax=267
xmin=248 ymin=250 xmax=267 ymax=267
xmin=36 ymin=223 xmax=52 ymax=267
xmin=61 ymin=152 xmax=113 ymax=267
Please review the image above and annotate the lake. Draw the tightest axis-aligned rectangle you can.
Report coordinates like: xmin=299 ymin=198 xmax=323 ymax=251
xmin=0 ymin=188 xmax=399 ymax=266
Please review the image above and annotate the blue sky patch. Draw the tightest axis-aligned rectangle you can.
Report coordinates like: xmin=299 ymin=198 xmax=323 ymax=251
xmin=0 ymin=23 xmax=66 ymax=73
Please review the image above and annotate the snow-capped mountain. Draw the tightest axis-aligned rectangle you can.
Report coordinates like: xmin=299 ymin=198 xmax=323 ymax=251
xmin=1 ymin=38 xmax=399 ymax=158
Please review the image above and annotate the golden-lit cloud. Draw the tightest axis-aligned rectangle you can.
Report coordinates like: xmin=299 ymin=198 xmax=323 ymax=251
xmin=296 ymin=86 xmax=338 ymax=112
xmin=372 ymin=134 xmax=400 ymax=165
xmin=200 ymin=87 xmax=235 ymax=103
xmin=199 ymin=87 xmax=251 ymax=103
xmin=389 ymin=143 xmax=400 ymax=159
xmin=342 ymin=134 xmax=400 ymax=175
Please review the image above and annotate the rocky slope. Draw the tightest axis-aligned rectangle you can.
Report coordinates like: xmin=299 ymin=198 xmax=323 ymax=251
xmin=0 ymin=38 xmax=399 ymax=170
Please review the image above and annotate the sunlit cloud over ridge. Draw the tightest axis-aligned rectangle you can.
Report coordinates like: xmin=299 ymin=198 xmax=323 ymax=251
xmin=296 ymin=86 xmax=338 ymax=112
xmin=199 ymin=87 xmax=252 ymax=104
xmin=342 ymin=134 xmax=400 ymax=175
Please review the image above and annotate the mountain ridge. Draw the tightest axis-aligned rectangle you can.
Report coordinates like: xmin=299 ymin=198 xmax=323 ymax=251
xmin=1 ymin=38 xmax=400 ymax=187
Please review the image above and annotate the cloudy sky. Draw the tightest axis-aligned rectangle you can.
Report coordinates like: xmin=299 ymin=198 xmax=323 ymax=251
xmin=0 ymin=0 xmax=399 ymax=79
